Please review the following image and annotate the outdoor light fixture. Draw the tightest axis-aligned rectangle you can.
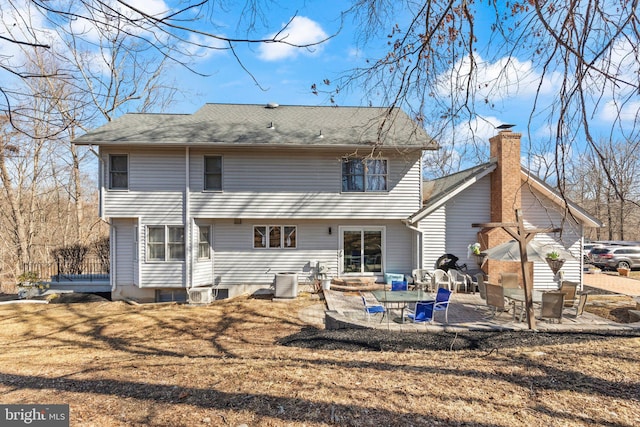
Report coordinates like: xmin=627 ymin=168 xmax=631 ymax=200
xmin=328 ymin=227 xmax=332 ymax=235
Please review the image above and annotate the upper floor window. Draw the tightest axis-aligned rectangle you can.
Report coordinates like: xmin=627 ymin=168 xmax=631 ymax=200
xmin=342 ymin=158 xmax=387 ymax=192
xmin=254 ymin=225 xmax=297 ymax=249
xmin=204 ymin=156 xmax=222 ymax=191
xmin=147 ymin=225 xmax=184 ymax=261
xmin=109 ymin=154 xmax=128 ymax=190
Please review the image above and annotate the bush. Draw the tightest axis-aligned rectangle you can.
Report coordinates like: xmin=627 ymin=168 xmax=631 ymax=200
xmin=51 ymin=244 xmax=89 ymax=275
xmin=92 ymin=237 xmax=110 ymax=274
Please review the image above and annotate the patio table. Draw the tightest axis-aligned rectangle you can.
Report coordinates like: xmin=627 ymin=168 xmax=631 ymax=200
xmin=503 ymin=288 xmax=544 ymax=322
xmin=371 ymin=290 xmax=434 ymax=323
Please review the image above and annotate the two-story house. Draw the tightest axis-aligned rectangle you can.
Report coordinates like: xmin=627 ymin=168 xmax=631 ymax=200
xmin=74 ymin=103 xmax=438 ymax=302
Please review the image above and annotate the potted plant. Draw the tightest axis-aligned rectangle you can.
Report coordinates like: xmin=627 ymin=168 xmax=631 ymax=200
xmin=617 ymin=266 xmax=630 ymax=277
xmin=468 ymin=242 xmax=485 ymax=267
xmin=545 ymin=251 xmax=565 ymax=274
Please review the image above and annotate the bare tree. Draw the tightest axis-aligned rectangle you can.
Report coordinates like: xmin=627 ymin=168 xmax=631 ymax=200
xmin=321 ymin=1 xmax=639 ymax=191
xmin=0 ymin=0 xmax=334 ymax=134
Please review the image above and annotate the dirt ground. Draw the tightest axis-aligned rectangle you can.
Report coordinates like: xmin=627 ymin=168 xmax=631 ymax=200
xmin=0 ymin=293 xmax=639 ymax=426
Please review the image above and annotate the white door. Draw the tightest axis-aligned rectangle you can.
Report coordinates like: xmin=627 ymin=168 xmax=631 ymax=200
xmin=112 ymin=218 xmax=137 ymax=286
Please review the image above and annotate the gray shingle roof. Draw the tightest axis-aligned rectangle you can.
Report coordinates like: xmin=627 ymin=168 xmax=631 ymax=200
xmin=73 ymin=103 xmax=438 ymax=149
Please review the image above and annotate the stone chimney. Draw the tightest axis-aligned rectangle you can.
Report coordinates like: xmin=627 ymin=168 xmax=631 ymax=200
xmin=478 ymin=130 xmax=530 ymax=281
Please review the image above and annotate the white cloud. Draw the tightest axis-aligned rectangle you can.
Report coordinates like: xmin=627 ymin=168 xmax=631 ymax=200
xmin=436 ymin=53 xmax=563 ymax=105
xmin=428 ymin=116 xmax=501 ymax=147
xmin=258 ymin=16 xmax=328 ymax=61
xmin=125 ymin=0 xmax=170 ymax=17
xmin=600 ymin=99 xmax=640 ymax=125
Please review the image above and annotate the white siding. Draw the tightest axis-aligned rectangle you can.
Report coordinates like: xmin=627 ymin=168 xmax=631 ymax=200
xmin=189 ymin=148 xmax=422 ymax=219
xmin=211 ymin=219 xmax=413 ymax=286
xmin=444 ymin=176 xmax=492 ymax=269
xmin=105 ymin=192 xmax=184 ymax=223
xmin=420 ymin=206 xmax=446 ymax=270
xmin=420 ymin=176 xmax=491 ymax=271
xmin=139 ymin=225 xmax=185 ymax=288
xmin=383 ymin=223 xmax=414 ymax=274
xmin=522 ymin=185 xmax=583 ymax=289
xmin=212 ymin=220 xmax=340 ymax=285
xmin=102 ymin=148 xmax=185 ymax=223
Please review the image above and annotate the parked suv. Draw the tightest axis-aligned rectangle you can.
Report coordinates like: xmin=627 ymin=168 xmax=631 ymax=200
xmin=590 ymin=246 xmax=640 ymax=270
xmin=583 ymin=243 xmax=604 ymax=263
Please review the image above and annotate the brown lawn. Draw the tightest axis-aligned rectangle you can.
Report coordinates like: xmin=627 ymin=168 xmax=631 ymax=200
xmin=0 ymin=295 xmax=639 ymax=426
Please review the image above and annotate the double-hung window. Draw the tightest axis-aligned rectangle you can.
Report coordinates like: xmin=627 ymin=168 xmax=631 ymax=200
xmin=204 ymin=155 xmax=222 ymax=191
xmin=147 ymin=226 xmax=185 ymax=261
xmin=254 ymin=225 xmax=296 ymax=249
xmin=109 ymin=154 xmax=128 ymax=190
xmin=342 ymin=158 xmax=387 ymax=192
xmin=198 ymin=225 xmax=211 ymax=260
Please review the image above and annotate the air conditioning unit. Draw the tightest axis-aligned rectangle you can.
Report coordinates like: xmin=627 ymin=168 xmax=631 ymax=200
xmin=188 ymin=288 xmax=213 ymax=304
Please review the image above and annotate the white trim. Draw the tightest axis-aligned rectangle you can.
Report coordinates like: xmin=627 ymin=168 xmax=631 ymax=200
xmin=338 ymin=225 xmax=386 ymax=276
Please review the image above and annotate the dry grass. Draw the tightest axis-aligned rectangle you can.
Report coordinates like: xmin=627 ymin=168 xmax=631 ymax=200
xmin=0 ymin=295 xmax=639 ymax=426
xmin=584 ymin=294 xmax=638 ymax=323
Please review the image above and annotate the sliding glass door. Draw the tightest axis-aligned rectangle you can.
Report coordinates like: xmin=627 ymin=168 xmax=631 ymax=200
xmin=341 ymin=227 xmax=384 ymax=274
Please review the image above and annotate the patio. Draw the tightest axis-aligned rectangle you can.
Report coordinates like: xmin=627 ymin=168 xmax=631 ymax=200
xmin=321 ymin=283 xmax=640 ymax=333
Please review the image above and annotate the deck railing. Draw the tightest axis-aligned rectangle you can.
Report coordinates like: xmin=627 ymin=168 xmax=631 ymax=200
xmin=22 ymin=258 xmax=110 ymax=283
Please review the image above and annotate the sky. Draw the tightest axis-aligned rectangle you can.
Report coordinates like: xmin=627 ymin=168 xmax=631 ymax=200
xmin=169 ymin=1 xmax=367 ymax=112
xmin=153 ymin=1 xmax=636 ymax=160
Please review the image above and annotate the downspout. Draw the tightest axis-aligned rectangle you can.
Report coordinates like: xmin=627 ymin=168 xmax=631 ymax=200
xmin=402 ymin=219 xmax=423 ymax=270
xmin=185 ymin=147 xmax=192 ymax=289
xmin=110 ymin=220 xmax=117 ymax=292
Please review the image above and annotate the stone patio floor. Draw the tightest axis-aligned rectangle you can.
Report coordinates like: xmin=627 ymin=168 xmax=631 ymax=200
xmin=316 ymin=273 xmax=640 ymax=332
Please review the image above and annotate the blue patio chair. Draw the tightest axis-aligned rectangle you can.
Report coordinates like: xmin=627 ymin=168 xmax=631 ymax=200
xmin=359 ymin=292 xmax=386 ymax=322
xmin=406 ymin=287 xmax=452 ymax=324
xmin=406 ymin=301 xmax=435 ymax=323
xmin=391 ymin=280 xmax=407 ymax=291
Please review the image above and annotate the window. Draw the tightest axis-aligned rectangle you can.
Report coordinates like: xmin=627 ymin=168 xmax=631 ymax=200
xmin=342 ymin=227 xmax=384 ymax=273
xmin=204 ymin=156 xmax=222 ymax=191
xmin=254 ymin=225 xmax=297 ymax=249
xmin=168 ymin=227 xmax=185 ymax=260
xmin=147 ymin=226 xmax=184 ymax=261
xmin=147 ymin=226 xmax=165 ymax=261
xmin=109 ymin=154 xmax=128 ymax=189
xmin=342 ymin=158 xmax=387 ymax=192
xmin=198 ymin=226 xmax=211 ymax=259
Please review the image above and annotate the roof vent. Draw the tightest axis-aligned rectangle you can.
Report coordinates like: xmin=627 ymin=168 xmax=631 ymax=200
xmin=266 ymin=102 xmax=279 ymax=109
